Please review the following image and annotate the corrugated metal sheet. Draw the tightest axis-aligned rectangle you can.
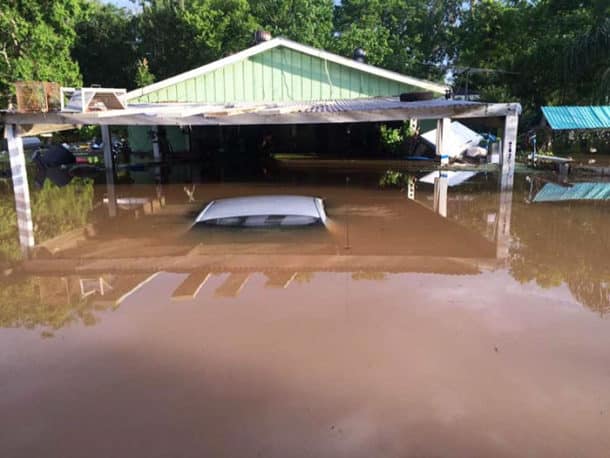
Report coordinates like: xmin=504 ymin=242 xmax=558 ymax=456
xmin=134 ymin=46 xmax=419 ymax=104
xmin=420 ymin=121 xmax=483 ymax=157
xmin=542 ymin=106 xmax=610 ymax=130
xmin=533 ymin=182 xmax=610 ymax=202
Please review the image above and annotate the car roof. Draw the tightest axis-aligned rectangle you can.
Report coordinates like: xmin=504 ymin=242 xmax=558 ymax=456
xmin=195 ymin=195 xmax=326 ymax=223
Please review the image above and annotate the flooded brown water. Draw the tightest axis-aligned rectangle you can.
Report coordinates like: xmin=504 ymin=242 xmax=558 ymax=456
xmin=1 ymin=170 xmax=609 ymax=457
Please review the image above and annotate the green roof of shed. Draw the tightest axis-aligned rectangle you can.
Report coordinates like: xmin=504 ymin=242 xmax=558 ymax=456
xmin=542 ymin=106 xmax=610 ymax=130
xmin=125 ymin=38 xmax=448 ymax=105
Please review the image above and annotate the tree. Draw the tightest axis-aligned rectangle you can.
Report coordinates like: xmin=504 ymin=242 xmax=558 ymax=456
xmin=72 ymin=2 xmax=138 ymax=89
xmin=137 ymin=0 xmax=257 ymax=81
xmin=249 ymin=0 xmax=334 ymax=49
xmin=332 ymin=0 xmax=459 ymax=80
xmin=134 ymin=58 xmax=155 ymax=87
xmin=0 ymin=0 xmax=83 ymax=106
xmin=453 ymin=0 xmax=608 ymax=118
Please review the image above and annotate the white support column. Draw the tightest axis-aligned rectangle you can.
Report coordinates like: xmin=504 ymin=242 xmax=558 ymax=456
xmin=101 ymin=125 xmax=116 ymax=217
xmin=433 ymin=176 xmax=448 ymax=218
xmin=436 ymin=118 xmax=451 ymax=166
xmin=5 ymin=125 xmax=35 ymax=256
xmin=500 ymin=108 xmax=519 ymax=191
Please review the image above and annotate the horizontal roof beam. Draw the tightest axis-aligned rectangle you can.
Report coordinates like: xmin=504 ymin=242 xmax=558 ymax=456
xmin=1 ymin=102 xmax=521 ymax=129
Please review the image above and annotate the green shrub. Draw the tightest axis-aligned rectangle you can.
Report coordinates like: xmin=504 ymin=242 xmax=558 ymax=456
xmin=379 ymin=170 xmax=412 ymax=189
xmin=0 ymin=177 xmax=94 ymax=263
xmin=379 ymin=121 xmax=417 ymax=155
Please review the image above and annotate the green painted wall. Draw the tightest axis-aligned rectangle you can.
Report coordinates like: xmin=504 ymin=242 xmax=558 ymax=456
xmin=127 ymin=126 xmax=189 ymax=154
xmin=131 ymin=46 xmax=421 ymax=104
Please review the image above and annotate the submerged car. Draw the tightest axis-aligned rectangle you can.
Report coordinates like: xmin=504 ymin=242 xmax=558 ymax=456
xmin=193 ymin=195 xmax=327 ymax=227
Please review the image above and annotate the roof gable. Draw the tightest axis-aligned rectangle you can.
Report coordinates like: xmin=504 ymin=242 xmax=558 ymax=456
xmin=125 ymin=38 xmax=448 ymax=104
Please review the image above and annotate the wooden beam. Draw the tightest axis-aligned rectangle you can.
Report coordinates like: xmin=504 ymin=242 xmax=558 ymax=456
xmin=0 ymin=102 xmax=522 ymax=127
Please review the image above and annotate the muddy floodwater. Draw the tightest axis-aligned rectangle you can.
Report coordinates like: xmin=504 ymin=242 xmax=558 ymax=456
xmin=1 ymin=168 xmax=609 ymax=457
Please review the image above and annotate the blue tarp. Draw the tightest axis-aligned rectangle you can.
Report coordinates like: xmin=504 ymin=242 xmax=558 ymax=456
xmin=542 ymin=106 xmax=610 ymax=130
xmin=533 ymin=182 xmax=610 ymax=203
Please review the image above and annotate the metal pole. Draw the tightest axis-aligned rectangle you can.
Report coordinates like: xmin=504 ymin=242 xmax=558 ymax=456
xmin=101 ymin=125 xmax=116 ymax=217
xmin=5 ymin=125 xmax=35 ymax=256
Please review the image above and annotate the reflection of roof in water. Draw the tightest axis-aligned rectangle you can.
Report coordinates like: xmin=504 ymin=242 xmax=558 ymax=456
xmin=533 ymin=182 xmax=610 ymax=202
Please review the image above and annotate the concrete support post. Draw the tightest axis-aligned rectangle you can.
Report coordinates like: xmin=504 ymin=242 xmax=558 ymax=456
xmin=433 ymin=176 xmax=448 ymax=218
xmin=5 ymin=125 xmax=35 ymax=256
xmin=500 ymin=109 xmax=519 ymax=191
xmin=436 ymin=118 xmax=451 ymax=166
xmin=101 ymin=125 xmax=116 ymax=217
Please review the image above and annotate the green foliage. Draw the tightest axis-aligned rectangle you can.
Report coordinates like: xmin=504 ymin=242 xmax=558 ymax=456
xmin=0 ymin=198 xmax=20 ymax=263
xmin=250 ymin=0 xmax=334 ymax=49
xmin=135 ymin=58 xmax=155 ymax=88
xmin=332 ymin=0 xmax=460 ymax=80
xmin=379 ymin=170 xmax=411 ymax=189
xmin=0 ymin=178 xmax=94 ymax=263
xmin=137 ymin=0 xmax=257 ymax=81
xmin=510 ymin=201 xmax=610 ymax=314
xmin=0 ymin=0 xmax=83 ymax=106
xmin=454 ymin=0 xmax=610 ymax=116
xmin=379 ymin=121 xmax=416 ymax=155
xmin=72 ymin=1 xmax=138 ymax=89
xmin=31 ymin=178 xmax=94 ymax=241
xmin=0 ymin=276 xmax=109 ymax=336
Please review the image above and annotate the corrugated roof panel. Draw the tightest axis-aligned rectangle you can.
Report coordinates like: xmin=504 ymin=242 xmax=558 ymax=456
xmin=533 ymin=182 xmax=610 ymax=202
xmin=542 ymin=106 xmax=610 ymax=130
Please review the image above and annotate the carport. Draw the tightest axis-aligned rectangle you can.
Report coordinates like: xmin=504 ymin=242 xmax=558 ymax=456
xmin=1 ymin=37 xmax=520 ymax=257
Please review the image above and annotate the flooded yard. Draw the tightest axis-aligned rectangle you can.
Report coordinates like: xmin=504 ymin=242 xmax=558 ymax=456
xmin=1 ymin=167 xmax=609 ymax=457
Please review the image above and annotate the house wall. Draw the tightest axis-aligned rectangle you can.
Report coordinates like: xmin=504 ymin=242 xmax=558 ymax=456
xmin=131 ymin=46 xmax=420 ymax=104
xmin=128 ymin=126 xmax=189 ymax=154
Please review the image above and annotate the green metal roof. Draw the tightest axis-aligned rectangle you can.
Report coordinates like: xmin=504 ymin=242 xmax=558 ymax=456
xmin=533 ymin=182 xmax=610 ymax=202
xmin=542 ymin=106 xmax=610 ymax=130
xmin=125 ymin=38 xmax=448 ymax=105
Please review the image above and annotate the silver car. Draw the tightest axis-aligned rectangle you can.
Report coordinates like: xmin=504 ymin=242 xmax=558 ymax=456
xmin=193 ymin=195 xmax=327 ymax=227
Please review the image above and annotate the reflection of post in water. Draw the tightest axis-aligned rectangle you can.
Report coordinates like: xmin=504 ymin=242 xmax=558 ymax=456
xmin=5 ymin=125 xmax=35 ymax=256
xmin=214 ymin=273 xmax=250 ymax=297
xmin=496 ymin=186 xmax=513 ymax=261
xmin=264 ymin=272 xmax=297 ymax=289
xmin=171 ymin=271 xmax=211 ymax=300
xmin=496 ymin=114 xmax=516 ymax=259
xmin=433 ymin=175 xmax=448 ymax=218
xmin=101 ymin=125 xmax=117 ymax=218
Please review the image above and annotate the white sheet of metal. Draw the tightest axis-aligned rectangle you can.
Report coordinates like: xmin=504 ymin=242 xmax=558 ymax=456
xmin=421 ymin=121 xmax=484 ymax=158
